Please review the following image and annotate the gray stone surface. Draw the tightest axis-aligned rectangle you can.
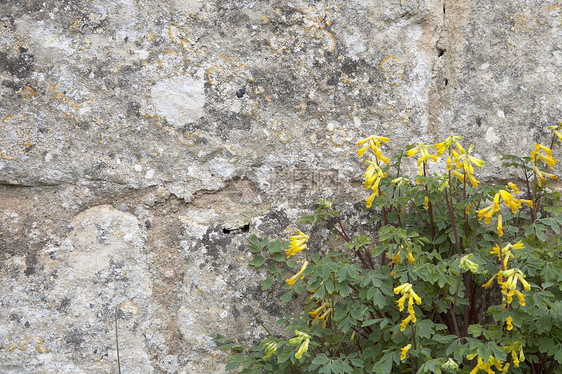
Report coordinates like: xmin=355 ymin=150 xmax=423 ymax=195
xmin=0 ymin=0 xmax=560 ymax=372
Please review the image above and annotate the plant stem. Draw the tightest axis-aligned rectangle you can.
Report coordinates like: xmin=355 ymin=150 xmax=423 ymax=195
xmin=450 ymin=271 xmax=462 ymax=338
xmin=444 ymin=188 xmax=462 ymax=256
xmin=423 ymin=163 xmax=436 ymax=241
xmin=235 ymin=300 xmax=274 ymax=336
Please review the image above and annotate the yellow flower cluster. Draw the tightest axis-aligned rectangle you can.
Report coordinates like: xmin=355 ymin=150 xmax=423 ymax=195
xmin=289 ymin=331 xmax=310 ymax=359
xmin=468 ymin=342 xmax=525 ymax=372
xmin=363 ymin=161 xmax=387 ymax=208
xmin=504 ymin=341 xmax=525 ymax=368
xmin=286 ymin=230 xmax=309 ymax=257
xmin=483 ymin=241 xmax=529 ymax=309
xmin=459 ymin=255 xmax=479 ymax=273
xmin=489 ymin=241 xmax=524 ymax=269
xmin=549 ymin=123 xmax=562 ymax=142
xmin=436 ymin=135 xmax=464 ymax=157
xmin=468 ymin=354 xmax=508 ymax=374
xmin=262 ymin=340 xmax=278 ymax=359
xmin=285 ymin=261 xmax=308 ymax=287
xmin=356 ymin=135 xmax=390 ymax=163
xmin=400 ymin=344 xmax=412 ymax=361
xmin=531 ymin=143 xmax=557 ymax=186
xmin=356 ymin=135 xmax=390 ymax=208
xmin=476 ymin=186 xmax=532 ymax=224
xmin=309 ymin=302 xmax=332 ymax=328
xmin=500 ymin=268 xmax=531 ymax=299
xmin=407 ymin=143 xmax=437 ymax=169
xmin=394 ymin=283 xmax=422 ymax=331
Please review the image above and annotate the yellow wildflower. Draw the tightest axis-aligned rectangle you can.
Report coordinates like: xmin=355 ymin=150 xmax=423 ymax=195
xmin=363 ymin=161 xmax=387 ymax=208
xmin=506 ymin=315 xmax=513 ymax=330
xmin=262 ymin=340 xmax=278 ymax=359
xmin=533 ymin=166 xmax=557 ymax=186
xmin=316 ymin=308 xmax=332 ymax=321
xmin=499 ymin=190 xmax=522 ymax=213
xmin=407 ymin=143 xmax=437 ymax=167
xmin=400 ymin=344 xmax=412 ymax=361
xmin=477 ymin=202 xmax=499 ymax=224
xmin=285 ymin=261 xmax=308 ymax=287
xmin=531 ymin=144 xmax=556 ymax=168
xmin=477 ymin=186 xmax=528 ymax=223
xmin=408 ymin=251 xmax=415 ymax=264
xmin=436 ymin=135 xmax=464 ymax=156
xmin=423 ymin=196 xmax=429 ymax=210
xmin=309 ymin=302 xmax=329 ymax=319
xmin=470 ymin=355 xmax=505 ymax=374
xmin=295 ymin=338 xmax=309 ymax=359
xmin=499 ymin=268 xmax=531 ymax=302
xmin=482 ymin=273 xmax=498 ymax=289
xmin=508 ymin=182 xmax=519 ymax=194
xmin=394 ymin=283 xmax=421 ymax=323
xmin=357 ymin=135 xmax=390 ymax=148
xmin=400 ymin=315 xmax=412 ymax=331
xmin=394 ymin=283 xmax=412 ymax=294
xmin=397 ymin=293 xmax=407 ymax=311
xmin=460 ymin=255 xmax=479 ymax=273
xmin=290 ymin=331 xmax=311 ymax=359
xmin=497 ymin=214 xmax=503 ymax=237
xmin=446 ymin=155 xmax=453 ymax=170
xmin=286 ymin=231 xmax=309 ymax=257
xmin=549 ymin=123 xmax=562 ymax=142
xmin=501 ymin=363 xmax=510 ymax=374
xmin=514 ymin=290 xmax=526 ymax=306
xmin=452 ymin=170 xmax=465 ymax=183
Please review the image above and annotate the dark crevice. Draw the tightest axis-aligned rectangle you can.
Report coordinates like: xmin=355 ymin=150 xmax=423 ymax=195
xmin=222 ymin=223 xmax=250 ymax=234
xmin=438 ymin=48 xmax=445 ymax=57
xmin=444 ymin=79 xmax=448 ymax=86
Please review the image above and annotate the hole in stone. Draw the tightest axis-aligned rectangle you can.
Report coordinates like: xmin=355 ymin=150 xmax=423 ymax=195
xmin=236 ymin=87 xmax=246 ymax=98
xmin=438 ymin=48 xmax=445 ymax=57
xmin=444 ymin=79 xmax=448 ymax=86
xmin=222 ymin=224 xmax=250 ymax=234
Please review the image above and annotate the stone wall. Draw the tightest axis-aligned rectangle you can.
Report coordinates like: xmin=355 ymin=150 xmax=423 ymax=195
xmin=0 ymin=0 xmax=560 ymax=372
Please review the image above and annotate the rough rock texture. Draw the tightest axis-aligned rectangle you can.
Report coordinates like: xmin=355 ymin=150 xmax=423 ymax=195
xmin=0 ymin=0 xmax=560 ymax=372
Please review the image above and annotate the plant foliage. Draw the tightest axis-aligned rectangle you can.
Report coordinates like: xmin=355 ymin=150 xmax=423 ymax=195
xmin=216 ymin=125 xmax=562 ymax=374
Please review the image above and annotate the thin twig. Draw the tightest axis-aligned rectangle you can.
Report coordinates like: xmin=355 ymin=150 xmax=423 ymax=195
xmin=235 ymin=300 xmax=274 ymax=336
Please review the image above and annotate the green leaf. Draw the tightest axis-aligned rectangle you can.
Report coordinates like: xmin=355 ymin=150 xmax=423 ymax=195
xmin=325 ymin=280 xmax=335 ymax=294
xmin=536 ymin=314 xmax=552 ymax=334
xmin=419 ymin=359 xmax=442 ymax=374
xmin=249 ymin=245 xmax=262 ymax=253
xmin=362 ymin=318 xmax=382 ymax=327
xmin=277 ymin=350 xmax=293 ymax=363
xmin=250 ymin=255 xmax=266 ymax=267
xmin=312 ymin=354 xmax=330 ymax=366
xmin=225 ymin=362 xmax=240 ymax=371
xmin=313 ymin=285 xmax=326 ymax=299
xmin=467 ymin=324 xmax=482 ymax=338
xmin=261 ymin=276 xmax=274 ymax=291
xmin=248 ymin=234 xmax=261 ymax=248
xmin=490 ymin=343 xmax=507 ymax=362
xmin=280 ymin=291 xmax=293 ymax=303
xmin=373 ymin=290 xmax=387 ymax=309
xmin=370 ymin=353 xmax=393 ymax=374
xmin=535 ymin=224 xmax=547 ymax=242
xmin=416 ymin=319 xmax=435 ymax=340
xmin=268 ymin=239 xmax=283 ymax=253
